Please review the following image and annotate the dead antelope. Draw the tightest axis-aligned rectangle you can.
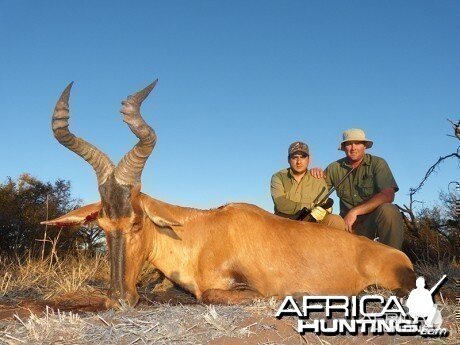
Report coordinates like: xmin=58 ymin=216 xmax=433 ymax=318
xmin=42 ymin=80 xmax=415 ymax=307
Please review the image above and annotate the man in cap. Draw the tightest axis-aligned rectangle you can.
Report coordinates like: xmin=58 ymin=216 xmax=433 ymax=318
xmin=270 ymin=141 xmax=346 ymax=231
xmin=311 ymin=129 xmax=404 ymax=249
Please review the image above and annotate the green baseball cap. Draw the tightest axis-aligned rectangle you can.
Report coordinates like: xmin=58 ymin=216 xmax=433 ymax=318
xmin=288 ymin=141 xmax=309 ymax=157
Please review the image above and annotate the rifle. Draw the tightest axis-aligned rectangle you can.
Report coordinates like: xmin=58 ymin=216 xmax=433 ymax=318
xmin=297 ymin=167 xmax=355 ymax=221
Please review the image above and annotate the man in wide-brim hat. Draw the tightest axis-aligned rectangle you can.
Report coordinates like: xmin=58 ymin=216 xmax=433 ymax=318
xmin=311 ymin=128 xmax=404 ymax=249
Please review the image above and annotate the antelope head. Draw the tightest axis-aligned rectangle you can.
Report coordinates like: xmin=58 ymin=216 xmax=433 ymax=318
xmin=42 ymin=81 xmax=180 ymax=307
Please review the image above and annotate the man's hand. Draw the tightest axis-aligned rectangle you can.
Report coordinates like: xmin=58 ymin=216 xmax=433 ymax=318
xmin=343 ymin=209 xmax=358 ymax=233
xmin=310 ymin=167 xmax=325 ymax=179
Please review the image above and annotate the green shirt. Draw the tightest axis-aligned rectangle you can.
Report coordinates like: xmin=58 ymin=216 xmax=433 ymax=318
xmin=325 ymin=154 xmax=398 ymax=216
xmin=271 ymin=168 xmax=328 ymax=215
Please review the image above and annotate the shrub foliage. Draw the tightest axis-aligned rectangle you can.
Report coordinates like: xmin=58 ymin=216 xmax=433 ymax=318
xmin=0 ymin=173 xmax=103 ymax=257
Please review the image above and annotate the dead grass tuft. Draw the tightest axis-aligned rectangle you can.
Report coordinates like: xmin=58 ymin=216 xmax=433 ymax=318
xmin=0 ymin=304 xmax=257 ymax=344
xmin=414 ymin=258 xmax=459 ymax=290
xmin=0 ymin=253 xmax=109 ymax=301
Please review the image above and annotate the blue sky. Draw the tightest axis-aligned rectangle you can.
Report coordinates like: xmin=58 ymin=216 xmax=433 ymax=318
xmin=1 ymin=1 xmax=458 ymax=212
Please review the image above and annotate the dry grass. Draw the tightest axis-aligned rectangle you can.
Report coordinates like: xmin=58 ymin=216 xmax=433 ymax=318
xmin=0 ymin=254 xmax=458 ymax=344
xmin=0 ymin=253 xmax=109 ymax=301
xmin=0 ymin=304 xmax=256 ymax=344
xmin=414 ymin=259 xmax=459 ymax=290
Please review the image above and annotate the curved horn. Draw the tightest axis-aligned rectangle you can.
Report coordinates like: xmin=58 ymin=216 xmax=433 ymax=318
xmin=114 ymin=80 xmax=158 ymax=186
xmin=52 ymin=82 xmax=115 ymax=185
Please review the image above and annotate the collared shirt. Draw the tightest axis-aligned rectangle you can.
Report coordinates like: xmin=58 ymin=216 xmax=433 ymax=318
xmin=325 ymin=154 xmax=398 ymax=216
xmin=271 ymin=168 xmax=328 ymax=215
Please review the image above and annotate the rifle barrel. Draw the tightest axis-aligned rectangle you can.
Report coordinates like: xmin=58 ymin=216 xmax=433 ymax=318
xmin=316 ymin=167 xmax=355 ymax=206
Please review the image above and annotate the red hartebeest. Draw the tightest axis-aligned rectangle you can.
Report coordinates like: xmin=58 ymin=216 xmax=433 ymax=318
xmin=42 ymin=81 xmax=415 ymax=307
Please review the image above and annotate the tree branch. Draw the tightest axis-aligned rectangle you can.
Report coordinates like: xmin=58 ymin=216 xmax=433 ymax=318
xmin=410 ymin=151 xmax=460 ymax=196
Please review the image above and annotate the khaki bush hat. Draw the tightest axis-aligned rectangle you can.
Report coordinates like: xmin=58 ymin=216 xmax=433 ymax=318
xmin=339 ymin=128 xmax=373 ymax=150
xmin=288 ymin=141 xmax=309 ymax=157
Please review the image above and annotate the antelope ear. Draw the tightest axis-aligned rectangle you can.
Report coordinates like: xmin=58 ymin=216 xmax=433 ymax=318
xmin=140 ymin=195 xmax=183 ymax=228
xmin=41 ymin=202 xmax=101 ymax=226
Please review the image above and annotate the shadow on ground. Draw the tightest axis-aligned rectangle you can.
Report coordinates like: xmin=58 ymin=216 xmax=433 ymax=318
xmin=0 ymin=285 xmax=197 ymax=320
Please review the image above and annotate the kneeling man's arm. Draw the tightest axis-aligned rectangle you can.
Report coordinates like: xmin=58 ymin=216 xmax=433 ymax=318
xmin=344 ymin=188 xmax=395 ymax=232
xmin=351 ymin=188 xmax=395 ymax=216
xmin=344 ymin=158 xmax=399 ymax=231
xmin=271 ymin=174 xmax=302 ymax=214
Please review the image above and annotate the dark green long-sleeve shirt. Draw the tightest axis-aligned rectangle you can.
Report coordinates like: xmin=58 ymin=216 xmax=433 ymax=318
xmin=325 ymin=154 xmax=398 ymax=216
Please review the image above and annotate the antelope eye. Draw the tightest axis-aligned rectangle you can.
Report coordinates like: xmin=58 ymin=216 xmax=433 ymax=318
xmin=132 ymin=222 xmax=142 ymax=232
